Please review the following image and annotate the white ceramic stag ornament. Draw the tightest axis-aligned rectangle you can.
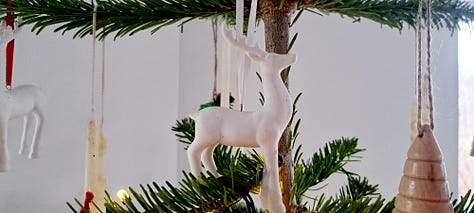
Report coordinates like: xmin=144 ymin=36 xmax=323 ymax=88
xmin=0 ymin=85 xmax=46 ymax=172
xmin=0 ymin=18 xmax=44 ymax=172
xmin=187 ymin=25 xmax=296 ymax=213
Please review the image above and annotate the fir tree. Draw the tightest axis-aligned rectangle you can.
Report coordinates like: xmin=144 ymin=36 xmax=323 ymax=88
xmin=2 ymin=0 xmax=474 ymax=212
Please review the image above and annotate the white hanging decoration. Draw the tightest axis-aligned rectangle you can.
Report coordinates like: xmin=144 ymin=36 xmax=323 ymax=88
xmin=0 ymin=85 xmax=46 ymax=172
xmin=233 ymin=0 xmax=244 ymax=110
xmin=235 ymin=0 xmax=258 ymax=111
xmin=236 ymin=0 xmax=244 ymax=34
xmin=84 ymin=4 xmax=107 ymax=212
xmin=187 ymin=25 xmax=296 ymax=213
xmin=220 ymin=28 xmax=231 ymax=108
xmin=0 ymin=17 xmax=45 ymax=172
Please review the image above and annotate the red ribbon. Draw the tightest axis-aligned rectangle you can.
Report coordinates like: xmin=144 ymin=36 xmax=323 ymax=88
xmin=79 ymin=191 xmax=95 ymax=213
xmin=5 ymin=0 xmax=14 ymax=89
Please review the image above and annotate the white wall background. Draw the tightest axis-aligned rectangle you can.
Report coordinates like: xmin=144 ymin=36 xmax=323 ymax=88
xmin=0 ymin=27 xmax=179 ymax=212
xmin=0 ymin=11 xmax=458 ymax=212
xmin=289 ymin=13 xmax=458 ymax=199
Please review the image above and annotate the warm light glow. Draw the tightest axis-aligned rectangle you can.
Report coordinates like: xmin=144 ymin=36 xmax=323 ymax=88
xmin=116 ymin=189 xmax=129 ymax=202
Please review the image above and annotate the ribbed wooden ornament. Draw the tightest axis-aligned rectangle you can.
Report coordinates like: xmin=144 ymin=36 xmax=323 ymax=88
xmin=394 ymin=125 xmax=454 ymax=213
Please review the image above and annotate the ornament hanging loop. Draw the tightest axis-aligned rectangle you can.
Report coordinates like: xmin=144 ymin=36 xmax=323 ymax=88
xmin=416 ymin=0 xmax=434 ymax=137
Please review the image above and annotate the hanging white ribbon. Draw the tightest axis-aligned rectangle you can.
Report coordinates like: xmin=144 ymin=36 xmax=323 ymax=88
xmin=220 ymin=20 xmax=231 ymax=108
xmin=235 ymin=0 xmax=258 ymax=111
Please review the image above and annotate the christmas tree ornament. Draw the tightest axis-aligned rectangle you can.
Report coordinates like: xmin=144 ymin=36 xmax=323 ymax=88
xmin=234 ymin=0 xmax=258 ymax=111
xmin=203 ymin=20 xmax=236 ymax=110
xmin=220 ymin=0 xmax=258 ymax=111
xmin=187 ymin=25 xmax=296 ymax=213
xmin=394 ymin=0 xmax=454 ymax=212
xmin=84 ymin=4 xmax=107 ymax=212
xmin=220 ymin=23 xmax=231 ymax=108
xmin=394 ymin=125 xmax=453 ymax=213
xmin=0 ymin=11 xmax=44 ymax=172
xmin=0 ymin=85 xmax=46 ymax=172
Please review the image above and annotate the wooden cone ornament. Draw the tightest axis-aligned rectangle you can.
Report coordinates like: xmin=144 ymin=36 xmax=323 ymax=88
xmin=394 ymin=125 xmax=453 ymax=213
xmin=395 ymin=0 xmax=454 ymax=212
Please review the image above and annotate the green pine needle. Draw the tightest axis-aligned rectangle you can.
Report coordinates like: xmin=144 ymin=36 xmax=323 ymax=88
xmin=453 ymin=190 xmax=474 ymax=213
xmin=171 ymin=117 xmax=195 ymax=146
xmin=292 ymin=137 xmax=365 ymax=204
xmin=1 ymin=0 xmax=474 ymax=39
xmin=67 ymin=112 xmax=474 ymax=212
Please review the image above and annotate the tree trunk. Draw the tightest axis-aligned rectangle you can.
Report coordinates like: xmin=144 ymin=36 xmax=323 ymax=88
xmin=261 ymin=3 xmax=296 ymax=212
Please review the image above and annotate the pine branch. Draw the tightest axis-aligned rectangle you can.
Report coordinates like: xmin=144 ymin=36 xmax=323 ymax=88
xmin=0 ymin=0 xmax=235 ymax=39
xmin=312 ymin=175 xmax=395 ymax=213
xmin=1 ymin=0 xmax=474 ymax=39
xmin=453 ymin=190 xmax=474 ymax=213
xmin=305 ymin=0 xmax=474 ymax=31
xmin=172 ymin=117 xmax=195 ymax=146
xmin=337 ymin=175 xmax=380 ymax=201
xmin=313 ymin=194 xmax=395 ymax=213
xmin=68 ymin=146 xmax=264 ymax=212
xmin=216 ymin=202 xmax=268 ymax=212
xmin=292 ymin=137 xmax=365 ymax=205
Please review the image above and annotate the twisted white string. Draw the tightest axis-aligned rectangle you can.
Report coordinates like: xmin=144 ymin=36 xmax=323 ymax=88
xmin=416 ymin=0 xmax=434 ymax=136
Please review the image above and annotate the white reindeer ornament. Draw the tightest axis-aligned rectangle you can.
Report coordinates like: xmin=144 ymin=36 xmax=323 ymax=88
xmin=187 ymin=25 xmax=297 ymax=213
xmin=0 ymin=85 xmax=45 ymax=172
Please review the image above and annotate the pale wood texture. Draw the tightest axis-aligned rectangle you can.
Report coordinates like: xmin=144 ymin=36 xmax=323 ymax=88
xmin=394 ymin=124 xmax=454 ymax=213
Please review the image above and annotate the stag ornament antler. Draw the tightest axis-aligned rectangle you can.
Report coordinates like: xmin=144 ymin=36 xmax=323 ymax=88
xmin=187 ymin=25 xmax=297 ymax=213
xmin=0 ymin=18 xmax=22 ymax=47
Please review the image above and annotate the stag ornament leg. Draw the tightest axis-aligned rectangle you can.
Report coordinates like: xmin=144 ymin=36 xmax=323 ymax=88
xmin=187 ymin=25 xmax=296 ymax=213
xmin=0 ymin=85 xmax=46 ymax=172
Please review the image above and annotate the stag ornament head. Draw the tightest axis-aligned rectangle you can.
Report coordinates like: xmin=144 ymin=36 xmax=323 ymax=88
xmin=259 ymin=52 xmax=297 ymax=74
xmin=221 ymin=25 xmax=297 ymax=75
